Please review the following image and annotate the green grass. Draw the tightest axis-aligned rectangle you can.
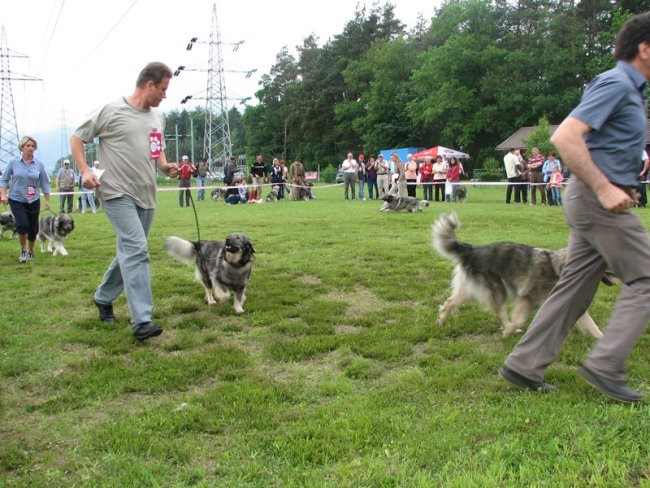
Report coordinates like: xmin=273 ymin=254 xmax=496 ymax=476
xmin=2 ymin=182 xmax=650 ymax=486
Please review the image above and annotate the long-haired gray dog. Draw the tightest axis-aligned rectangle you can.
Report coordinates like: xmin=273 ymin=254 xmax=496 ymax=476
xmin=0 ymin=211 xmax=17 ymax=238
xmin=432 ymin=212 xmax=604 ymax=338
xmin=166 ymin=233 xmax=255 ymax=313
xmin=380 ymin=195 xmax=429 ymax=212
xmin=37 ymin=213 xmax=75 ymax=256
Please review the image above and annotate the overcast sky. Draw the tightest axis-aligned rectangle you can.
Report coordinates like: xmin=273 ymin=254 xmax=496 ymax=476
xmin=2 ymin=0 xmax=439 ymax=161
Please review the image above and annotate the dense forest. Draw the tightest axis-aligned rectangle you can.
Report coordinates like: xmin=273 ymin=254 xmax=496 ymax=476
xmin=164 ymin=0 xmax=650 ymax=172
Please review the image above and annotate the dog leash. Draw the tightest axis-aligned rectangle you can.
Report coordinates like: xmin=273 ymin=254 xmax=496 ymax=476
xmin=188 ymin=190 xmax=201 ymax=242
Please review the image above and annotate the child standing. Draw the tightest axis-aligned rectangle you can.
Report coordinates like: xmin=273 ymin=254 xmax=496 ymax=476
xmin=549 ymin=164 xmax=564 ymax=206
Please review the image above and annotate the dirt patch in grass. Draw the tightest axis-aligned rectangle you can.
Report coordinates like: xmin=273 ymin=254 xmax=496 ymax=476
xmin=324 ymin=285 xmax=384 ymax=319
xmin=297 ymin=275 xmax=321 ymax=285
xmin=257 ymin=350 xmax=345 ymax=386
xmin=334 ymin=325 xmax=364 ymax=335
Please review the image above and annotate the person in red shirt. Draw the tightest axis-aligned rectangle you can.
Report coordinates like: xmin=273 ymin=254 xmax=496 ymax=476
xmin=178 ymin=155 xmax=196 ymax=207
xmin=527 ymin=147 xmax=546 ymax=205
xmin=419 ymin=156 xmax=434 ymax=201
xmin=445 ymin=157 xmax=463 ymax=202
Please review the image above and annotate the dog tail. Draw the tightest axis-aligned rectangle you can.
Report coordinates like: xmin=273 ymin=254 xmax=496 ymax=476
xmin=165 ymin=236 xmax=198 ymax=265
xmin=431 ymin=212 xmax=472 ymax=264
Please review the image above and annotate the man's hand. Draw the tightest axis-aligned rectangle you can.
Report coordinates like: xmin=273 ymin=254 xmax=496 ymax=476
xmin=164 ymin=163 xmax=179 ymax=178
xmin=81 ymin=170 xmax=100 ymax=189
xmin=598 ymin=184 xmax=635 ymax=213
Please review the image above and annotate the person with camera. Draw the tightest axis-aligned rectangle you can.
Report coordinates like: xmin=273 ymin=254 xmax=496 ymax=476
xmin=178 ymin=155 xmax=196 ymax=207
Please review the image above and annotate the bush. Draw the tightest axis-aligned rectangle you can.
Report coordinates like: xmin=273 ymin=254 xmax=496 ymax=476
xmin=321 ymin=165 xmax=337 ymax=184
xmin=482 ymin=157 xmax=502 ymax=170
xmin=477 ymin=170 xmax=504 ymax=182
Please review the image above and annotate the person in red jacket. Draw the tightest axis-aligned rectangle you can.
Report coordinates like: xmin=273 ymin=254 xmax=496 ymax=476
xmin=178 ymin=155 xmax=196 ymax=207
xmin=419 ymin=156 xmax=434 ymax=201
xmin=445 ymin=157 xmax=464 ymax=202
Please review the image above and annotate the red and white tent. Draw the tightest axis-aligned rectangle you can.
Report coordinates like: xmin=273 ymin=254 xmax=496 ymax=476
xmin=411 ymin=146 xmax=470 ymax=160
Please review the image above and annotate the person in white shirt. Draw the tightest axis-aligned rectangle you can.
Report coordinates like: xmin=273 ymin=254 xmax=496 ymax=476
xmin=341 ymin=152 xmax=358 ymax=200
xmin=504 ymin=147 xmax=524 ymax=204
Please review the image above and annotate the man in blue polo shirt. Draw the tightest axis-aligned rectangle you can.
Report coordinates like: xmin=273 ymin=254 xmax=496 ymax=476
xmin=500 ymin=13 xmax=650 ymax=404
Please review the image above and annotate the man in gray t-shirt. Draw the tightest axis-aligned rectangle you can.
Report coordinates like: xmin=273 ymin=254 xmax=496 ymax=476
xmin=70 ymin=62 xmax=179 ymax=341
xmin=501 ymin=13 xmax=650 ymax=404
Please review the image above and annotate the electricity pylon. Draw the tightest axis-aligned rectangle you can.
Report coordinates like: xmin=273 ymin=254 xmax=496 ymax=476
xmin=177 ymin=3 xmax=255 ymax=172
xmin=0 ymin=25 xmax=41 ymax=171
xmin=203 ymin=2 xmax=231 ymax=170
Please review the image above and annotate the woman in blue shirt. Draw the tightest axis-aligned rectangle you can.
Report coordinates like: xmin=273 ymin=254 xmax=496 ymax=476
xmin=0 ymin=136 xmax=51 ymax=263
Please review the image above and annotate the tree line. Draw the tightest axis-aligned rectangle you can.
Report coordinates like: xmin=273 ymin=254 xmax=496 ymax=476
xmin=164 ymin=0 xmax=649 ymax=174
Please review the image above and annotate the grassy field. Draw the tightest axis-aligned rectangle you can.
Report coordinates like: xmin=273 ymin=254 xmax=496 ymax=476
xmin=1 ymin=181 xmax=650 ymax=487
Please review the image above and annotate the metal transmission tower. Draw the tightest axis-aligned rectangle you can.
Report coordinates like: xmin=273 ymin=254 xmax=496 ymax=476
xmin=176 ymin=3 xmax=255 ymax=173
xmin=0 ymin=25 xmax=41 ymax=171
xmin=203 ymin=3 xmax=231 ymax=171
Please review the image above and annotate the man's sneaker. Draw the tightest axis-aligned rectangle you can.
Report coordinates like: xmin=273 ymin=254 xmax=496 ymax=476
xmin=133 ymin=322 xmax=163 ymax=341
xmin=94 ymin=299 xmax=115 ymax=323
xmin=26 ymin=251 xmax=35 ymax=262
xmin=18 ymin=249 xmax=27 ymax=263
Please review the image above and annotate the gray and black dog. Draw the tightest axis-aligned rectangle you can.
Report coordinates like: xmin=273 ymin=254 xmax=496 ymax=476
xmin=166 ymin=233 xmax=255 ymax=314
xmin=265 ymin=185 xmax=280 ymax=202
xmin=380 ymin=194 xmax=430 ymax=213
xmin=210 ymin=187 xmax=227 ymax=201
xmin=0 ymin=211 xmax=17 ymax=238
xmin=37 ymin=213 xmax=75 ymax=256
xmin=432 ymin=212 xmax=605 ymax=338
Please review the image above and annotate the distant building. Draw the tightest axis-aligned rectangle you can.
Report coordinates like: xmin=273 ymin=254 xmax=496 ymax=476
xmin=497 ymin=121 xmax=650 ymax=151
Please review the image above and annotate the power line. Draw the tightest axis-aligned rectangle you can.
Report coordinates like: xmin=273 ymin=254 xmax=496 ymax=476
xmin=39 ymin=0 xmax=67 ymax=68
xmin=78 ymin=0 xmax=140 ymax=67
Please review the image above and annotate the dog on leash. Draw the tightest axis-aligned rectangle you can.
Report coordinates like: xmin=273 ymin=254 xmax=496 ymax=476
xmin=432 ymin=212 xmax=605 ymax=338
xmin=266 ymin=185 xmax=280 ymax=202
xmin=380 ymin=195 xmax=430 ymax=212
xmin=37 ymin=213 xmax=75 ymax=256
xmin=211 ymin=187 xmax=227 ymax=201
xmin=166 ymin=233 xmax=255 ymax=314
xmin=0 ymin=211 xmax=17 ymax=238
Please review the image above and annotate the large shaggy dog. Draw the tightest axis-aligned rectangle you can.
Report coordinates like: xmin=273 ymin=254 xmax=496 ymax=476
xmin=37 ymin=213 xmax=75 ymax=256
xmin=0 ymin=211 xmax=17 ymax=238
xmin=265 ymin=185 xmax=280 ymax=202
xmin=166 ymin=233 xmax=255 ymax=314
xmin=456 ymin=185 xmax=467 ymax=203
xmin=432 ymin=212 xmax=604 ymax=338
xmin=211 ymin=187 xmax=227 ymax=201
xmin=380 ymin=195 xmax=430 ymax=213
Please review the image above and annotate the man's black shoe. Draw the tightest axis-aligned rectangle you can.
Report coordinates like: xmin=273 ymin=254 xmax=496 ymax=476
xmin=499 ymin=365 xmax=557 ymax=393
xmin=577 ymin=366 xmax=641 ymax=404
xmin=94 ymin=299 xmax=115 ymax=323
xmin=133 ymin=322 xmax=163 ymax=341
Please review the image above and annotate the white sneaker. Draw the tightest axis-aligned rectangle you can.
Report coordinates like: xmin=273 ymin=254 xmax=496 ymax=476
xmin=18 ymin=249 xmax=27 ymax=263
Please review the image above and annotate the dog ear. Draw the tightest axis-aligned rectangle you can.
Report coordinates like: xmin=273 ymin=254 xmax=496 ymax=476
xmin=245 ymin=238 xmax=255 ymax=255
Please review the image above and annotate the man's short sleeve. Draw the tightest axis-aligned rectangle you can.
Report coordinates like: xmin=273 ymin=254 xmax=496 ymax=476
xmin=570 ymin=73 xmax=624 ymax=132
